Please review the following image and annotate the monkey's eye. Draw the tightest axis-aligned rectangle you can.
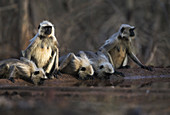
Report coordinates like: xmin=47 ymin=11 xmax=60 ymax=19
xmin=121 ymin=27 xmax=125 ymax=33
xmin=80 ymin=67 xmax=86 ymax=71
xmin=34 ymin=71 xmax=40 ymax=75
xmin=99 ymin=65 xmax=104 ymax=69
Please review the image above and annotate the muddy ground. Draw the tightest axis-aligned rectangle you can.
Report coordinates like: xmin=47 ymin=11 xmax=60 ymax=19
xmin=0 ymin=67 xmax=170 ymax=115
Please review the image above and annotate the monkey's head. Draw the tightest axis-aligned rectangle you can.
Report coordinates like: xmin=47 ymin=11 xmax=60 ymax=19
xmin=76 ymin=51 xmax=94 ymax=80
xmin=31 ymin=68 xmax=48 ymax=85
xmin=119 ymin=24 xmax=135 ymax=40
xmin=38 ymin=20 xmax=55 ymax=37
xmin=92 ymin=52 xmax=114 ymax=78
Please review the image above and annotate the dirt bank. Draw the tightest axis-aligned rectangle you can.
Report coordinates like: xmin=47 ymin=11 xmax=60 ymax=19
xmin=0 ymin=67 xmax=170 ymax=115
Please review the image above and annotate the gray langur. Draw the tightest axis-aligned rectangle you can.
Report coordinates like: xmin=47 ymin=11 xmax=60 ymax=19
xmin=22 ymin=20 xmax=59 ymax=78
xmin=59 ymin=51 xmax=94 ymax=80
xmin=0 ymin=57 xmax=47 ymax=85
xmin=99 ymin=24 xmax=152 ymax=71
xmin=83 ymin=51 xmax=114 ymax=78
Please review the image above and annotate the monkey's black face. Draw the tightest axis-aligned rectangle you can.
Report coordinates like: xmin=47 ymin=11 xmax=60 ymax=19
xmin=129 ymin=28 xmax=135 ymax=37
xmin=43 ymin=26 xmax=52 ymax=35
xmin=120 ymin=27 xmax=135 ymax=39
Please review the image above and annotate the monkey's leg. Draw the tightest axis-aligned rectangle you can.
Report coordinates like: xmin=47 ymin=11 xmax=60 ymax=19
xmin=123 ymin=55 xmax=128 ymax=66
xmin=45 ymin=52 xmax=58 ymax=79
xmin=118 ymin=56 xmax=131 ymax=69
xmin=49 ymin=55 xmax=57 ymax=79
xmin=46 ymin=52 xmax=57 ymax=73
xmin=100 ymin=49 xmax=114 ymax=66
xmin=128 ymin=52 xmax=152 ymax=71
xmin=107 ymin=52 xmax=114 ymax=66
xmin=53 ymin=48 xmax=60 ymax=77
xmin=0 ymin=64 xmax=10 ymax=79
xmin=55 ymin=48 xmax=59 ymax=71
xmin=9 ymin=65 xmax=18 ymax=83
xmin=59 ymin=53 xmax=75 ymax=70
xmin=0 ymin=64 xmax=9 ymax=74
xmin=21 ymin=50 xmax=25 ymax=57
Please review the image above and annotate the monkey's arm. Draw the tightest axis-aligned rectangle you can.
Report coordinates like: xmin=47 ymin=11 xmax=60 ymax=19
xmin=24 ymin=39 xmax=39 ymax=59
xmin=99 ymin=39 xmax=117 ymax=66
xmin=9 ymin=65 xmax=18 ymax=83
xmin=127 ymin=51 xmax=152 ymax=71
xmin=99 ymin=39 xmax=117 ymax=53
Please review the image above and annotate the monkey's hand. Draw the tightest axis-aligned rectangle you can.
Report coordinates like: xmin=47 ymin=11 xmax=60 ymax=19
xmin=56 ymin=70 xmax=62 ymax=76
xmin=114 ymin=71 xmax=125 ymax=77
xmin=9 ymin=77 xmax=15 ymax=83
xmin=141 ymin=66 xmax=153 ymax=71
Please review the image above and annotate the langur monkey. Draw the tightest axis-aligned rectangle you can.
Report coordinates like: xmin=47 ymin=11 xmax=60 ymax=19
xmin=59 ymin=51 xmax=94 ymax=80
xmin=83 ymin=51 xmax=114 ymax=78
xmin=99 ymin=24 xmax=152 ymax=71
xmin=22 ymin=21 xmax=59 ymax=78
xmin=0 ymin=57 xmax=47 ymax=85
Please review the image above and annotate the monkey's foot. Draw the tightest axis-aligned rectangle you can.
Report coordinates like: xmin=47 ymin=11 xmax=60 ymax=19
xmin=114 ymin=71 xmax=125 ymax=77
xmin=118 ymin=65 xmax=131 ymax=69
xmin=53 ymin=74 xmax=58 ymax=78
xmin=46 ymin=73 xmax=55 ymax=79
xmin=8 ymin=77 xmax=15 ymax=83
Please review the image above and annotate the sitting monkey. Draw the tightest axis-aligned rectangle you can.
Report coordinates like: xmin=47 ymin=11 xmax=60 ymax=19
xmin=99 ymin=24 xmax=152 ymax=71
xmin=22 ymin=21 xmax=59 ymax=78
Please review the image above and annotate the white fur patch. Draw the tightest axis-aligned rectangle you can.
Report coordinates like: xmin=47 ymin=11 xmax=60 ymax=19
xmin=39 ymin=20 xmax=55 ymax=36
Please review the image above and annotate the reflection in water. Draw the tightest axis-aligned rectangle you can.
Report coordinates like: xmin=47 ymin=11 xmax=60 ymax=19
xmin=124 ymin=75 xmax=170 ymax=80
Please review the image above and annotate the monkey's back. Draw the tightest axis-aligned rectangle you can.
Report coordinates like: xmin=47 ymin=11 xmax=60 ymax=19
xmin=0 ymin=59 xmax=32 ymax=78
xmin=59 ymin=56 xmax=79 ymax=76
xmin=83 ymin=51 xmax=98 ymax=58
xmin=84 ymin=51 xmax=108 ymax=64
xmin=60 ymin=61 xmax=78 ymax=76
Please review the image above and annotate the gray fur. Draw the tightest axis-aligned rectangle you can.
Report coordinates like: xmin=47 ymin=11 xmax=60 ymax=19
xmin=84 ymin=51 xmax=114 ymax=78
xmin=59 ymin=51 xmax=94 ymax=79
xmin=0 ymin=58 xmax=47 ymax=85
xmin=99 ymin=24 xmax=152 ymax=71
xmin=22 ymin=21 xmax=59 ymax=77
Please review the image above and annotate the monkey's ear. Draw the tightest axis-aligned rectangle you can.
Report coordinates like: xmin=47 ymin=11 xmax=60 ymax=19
xmin=120 ymin=27 xmax=125 ymax=33
xmin=38 ymin=25 xmax=40 ymax=29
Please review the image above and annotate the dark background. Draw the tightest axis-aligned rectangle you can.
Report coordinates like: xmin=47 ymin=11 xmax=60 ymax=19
xmin=0 ymin=0 xmax=169 ymax=67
